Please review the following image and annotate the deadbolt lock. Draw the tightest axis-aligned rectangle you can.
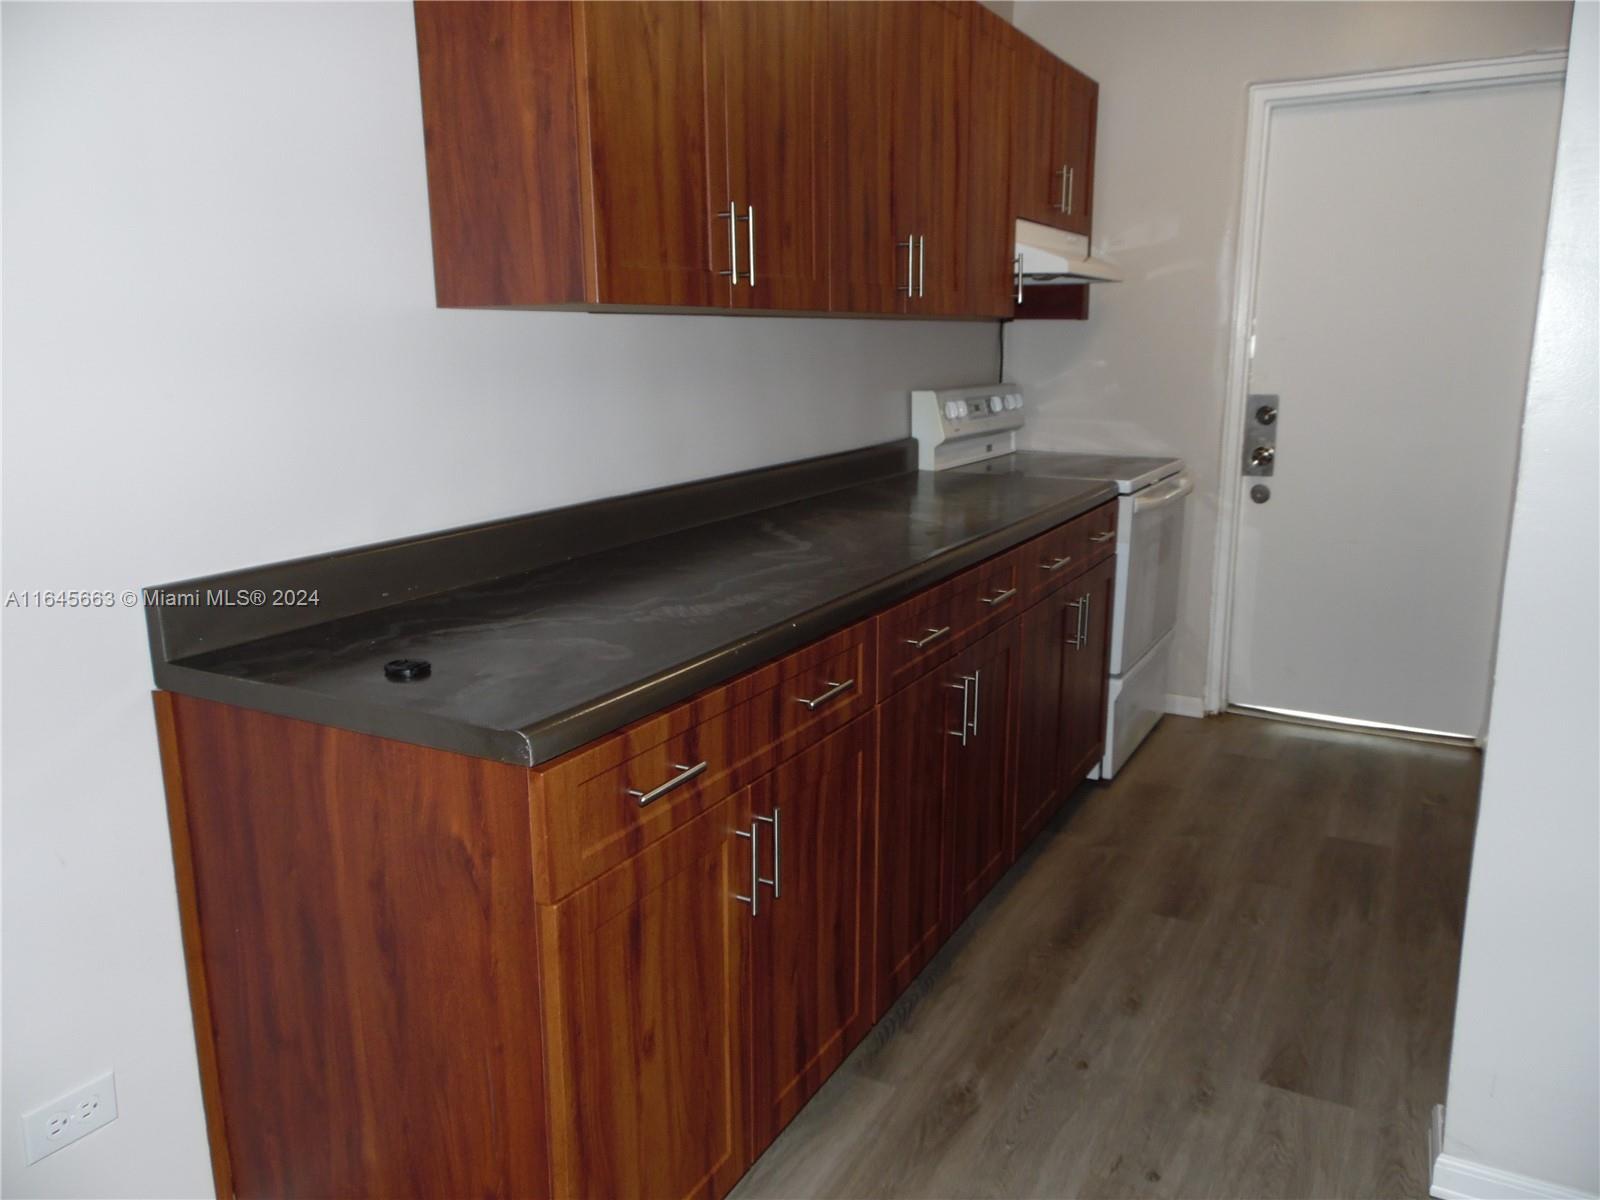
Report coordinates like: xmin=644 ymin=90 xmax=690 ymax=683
xmin=1243 ymin=393 xmax=1280 ymax=476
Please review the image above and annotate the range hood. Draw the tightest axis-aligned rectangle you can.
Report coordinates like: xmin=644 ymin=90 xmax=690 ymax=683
xmin=1015 ymin=219 xmax=1122 ymax=285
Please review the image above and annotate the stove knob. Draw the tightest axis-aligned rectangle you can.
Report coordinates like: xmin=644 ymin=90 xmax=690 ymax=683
xmin=988 ymin=396 xmax=1004 ymax=413
xmin=1004 ymin=394 xmax=1020 ymax=410
xmin=944 ymin=400 xmax=963 ymax=419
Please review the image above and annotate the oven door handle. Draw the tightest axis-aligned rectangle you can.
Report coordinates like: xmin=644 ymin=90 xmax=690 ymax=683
xmin=1133 ymin=472 xmax=1193 ymax=513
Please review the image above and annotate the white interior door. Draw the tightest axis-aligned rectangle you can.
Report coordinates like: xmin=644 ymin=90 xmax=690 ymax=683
xmin=1226 ymin=78 xmax=1562 ymax=737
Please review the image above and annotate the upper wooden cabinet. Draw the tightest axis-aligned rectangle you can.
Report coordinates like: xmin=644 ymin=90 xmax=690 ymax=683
xmin=414 ymin=0 xmax=1097 ymax=317
xmin=712 ymin=0 xmax=830 ymax=312
xmin=827 ymin=0 xmax=969 ymax=317
xmin=577 ymin=1 xmax=726 ymax=307
xmin=965 ymin=4 xmax=1019 ymax=318
xmin=825 ymin=2 xmax=898 ymax=314
xmin=1010 ymin=30 xmax=1098 ymax=237
xmin=893 ymin=1 xmax=970 ymax=316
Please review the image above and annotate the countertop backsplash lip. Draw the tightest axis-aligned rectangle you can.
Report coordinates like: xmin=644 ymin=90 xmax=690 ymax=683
xmin=145 ymin=437 xmax=921 ymax=663
xmin=148 ymin=442 xmax=1117 ymax=766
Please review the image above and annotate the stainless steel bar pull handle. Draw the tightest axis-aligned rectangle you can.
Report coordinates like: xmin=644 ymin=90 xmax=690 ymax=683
xmin=745 ymin=205 xmax=756 ymax=286
xmin=948 ymin=677 xmax=970 ymax=745
xmin=1015 ymin=253 xmax=1024 ymax=304
xmin=1055 ymin=165 xmax=1069 ymax=212
xmin=718 ymin=203 xmax=739 ymax=279
xmin=626 ymin=760 xmax=708 ymax=807
xmin=734 ymin=821 xmax=761 ymax=914
xmin=898 ymin=236 xmax=915 ymax=294
xmin=1041 ymin=554 xmax=1073 ymax=572
xmin=1079 ymin=593 xmax=1091 ymax=645
xmin=1066 ymin=166 xmax=1075 ymax=216
xmin=967 ymin=669 xmax=981 ymax=737
xmin=906 ymin=625 xmax=951 ymax=649
xmin=1090 ymin=530 xmax=1115 ymax=544
xmin=1067 ymin=598 xmax=1086 ymax=648
xmin=754 ymin=809 xmax=780 ymax=898
xmin=980 ymin=586 xmax=1018 ymax=608
xmin=917 ymin=235 xmax=926 ymax=298
xmin=795 ymin=678 xmax=856 ymax=712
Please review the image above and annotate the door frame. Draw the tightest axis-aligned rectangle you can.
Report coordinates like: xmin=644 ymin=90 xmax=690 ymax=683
xmin=1202 ymin=50 xmax=1568 ymax=716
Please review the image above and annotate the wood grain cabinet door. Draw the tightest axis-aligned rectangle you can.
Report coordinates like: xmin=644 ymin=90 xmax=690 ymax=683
xmin=825 ymin=1 xmax=902 ymax=314
xmin=749 ymin=717 xmax=876 ymax=1152
xmin=575 ymin=1 xmax=731 ymax=307
xmin=873 ymin=664 xmax=959 ymax=1014
xmin=1063 ymin=557 xmax=1116 ymax=781
xmin=945 ymin=623 xmax=1020 ymax=929
xmin=716 ymin=0 xmax=829 ymax=312
xmin=895 ymin=0 xmax=969 ymax=316
xmin=1010 ymin=34 xmax=1062 ymax=229
xmin=964 ymin=4 xmax=1017 ymax=318
xmin=1058 ymin=65 xmax=1098 ymax=237
xmin=539 ymin=789 xmax=754 ymax=1199
xmin=1014 ymin=587 xmax=1075 ymax=854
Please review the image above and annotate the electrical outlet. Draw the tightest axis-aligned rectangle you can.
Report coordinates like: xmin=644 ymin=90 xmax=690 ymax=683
xmin=21 ymin=1071 xmax=118 ymax=1165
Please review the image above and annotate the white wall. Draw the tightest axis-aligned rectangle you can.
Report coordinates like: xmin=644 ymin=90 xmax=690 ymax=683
xmin=1435 ymin=4 xmax=1599 ymax=1196
xmin=1006 ymin=0 xmax=1574 ymax=707
xmin=0 ymin=4 xmax=998 ymax=1196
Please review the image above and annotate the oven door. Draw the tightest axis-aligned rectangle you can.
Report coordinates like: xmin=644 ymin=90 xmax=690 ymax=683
xmin=1111 ymin=472 xmax=1192 ymax=675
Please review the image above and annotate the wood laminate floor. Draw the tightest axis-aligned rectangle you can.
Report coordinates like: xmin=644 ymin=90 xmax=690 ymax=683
xmin=732 ymin=713 xmax=1480 ymax=1200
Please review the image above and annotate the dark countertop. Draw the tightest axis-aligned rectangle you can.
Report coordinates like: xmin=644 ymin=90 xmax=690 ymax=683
xmin=152 ymin=444 xmax=1115 ymax=766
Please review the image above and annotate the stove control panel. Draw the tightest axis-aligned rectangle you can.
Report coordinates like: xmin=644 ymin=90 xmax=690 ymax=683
xmin=911 ymin=384 xmax=1026 ymax=470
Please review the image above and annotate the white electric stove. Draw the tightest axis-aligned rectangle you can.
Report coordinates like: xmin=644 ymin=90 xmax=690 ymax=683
xmin=912 ymin=386 xmax=1192 ymax=778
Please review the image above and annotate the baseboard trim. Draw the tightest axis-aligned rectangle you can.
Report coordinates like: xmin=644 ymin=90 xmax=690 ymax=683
xmin=1164 ymin=693 xmax=1204 ymax=718
xmin=1432 ymin=1150 xmax=1597 ymax=1200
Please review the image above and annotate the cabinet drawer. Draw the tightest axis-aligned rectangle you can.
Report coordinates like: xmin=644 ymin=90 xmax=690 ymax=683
xmin=876 ymin=578 xmax=961 ymax=695
xmin=951 ymin=548 xmax=1025 ymax=638
xmin=532 ymin=620 xmax=873 ymax=902
xmin=1021 ymin=520 xmax=1088 ymax=603
xmin=1083 ymin=500 xmax=1118 ymax=563
xmin=779 ymin=626 xmax=877 ymax=749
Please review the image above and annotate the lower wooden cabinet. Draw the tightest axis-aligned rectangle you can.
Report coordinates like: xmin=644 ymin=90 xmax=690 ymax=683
xmin=538 ymin=789 xmax=754 ymax=1200
xmin=749 ymin=716 xmax=876 ymax=1151
xmin=874 ymin=621 xmax=1023 ymax=1016
xmin=1063 ymin=557 xmax=1116 ymax=781
xmin=945 ymin=623 xmax=1020 ymax=928
xmin=1014 ymin=583 xmax=1079 ymax=853
xmin=543 ymin=715 xmax=877 ymax=1190
xmin=873 ymin=662 xmax=957 ymax=1013
xmin=159 ymin=503 xmax=1118 ymax=1200
xmin=1013 ymin=556 xmax=1116 ymax=854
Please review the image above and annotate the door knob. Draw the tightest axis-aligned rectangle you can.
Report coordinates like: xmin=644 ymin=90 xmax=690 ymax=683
xmin=1250 ymin=445 xmax=1275 ymax=467
xmin=1255 ymin=404 xmax=1278 ymax=425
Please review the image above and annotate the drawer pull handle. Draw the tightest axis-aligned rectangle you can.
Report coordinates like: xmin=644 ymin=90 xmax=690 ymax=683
xmin=626 ymin=760 xmax=708 ymax=807
xmin=1041 ymin=555 xmax=1073 ymax=572
xmin=795 ymin=678 xmax=856 ymax=712
xmin=980 ymin=586 xmax=1018 ymax=608
xmin=906 ymin=625 xmax=951 ymax=649
xmin=1090 ymin=531 xmax=1116 ymax=544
